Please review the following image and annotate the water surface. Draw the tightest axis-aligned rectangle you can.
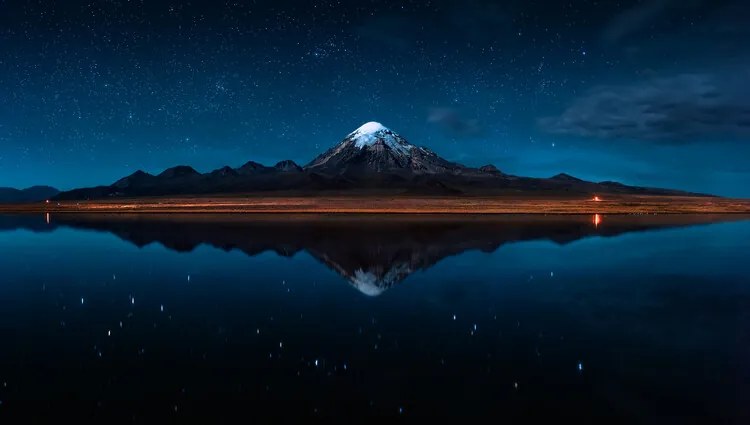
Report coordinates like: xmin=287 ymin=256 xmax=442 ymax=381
xmin=0 ymin=213 xmax=748 ymax=422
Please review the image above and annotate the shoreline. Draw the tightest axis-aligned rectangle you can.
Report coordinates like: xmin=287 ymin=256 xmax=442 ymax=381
xmin=2 ymin=195 xmax=749 ymax=214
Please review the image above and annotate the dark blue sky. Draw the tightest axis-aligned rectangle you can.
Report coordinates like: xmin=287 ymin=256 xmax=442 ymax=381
xmin=1 ymin=0 xmax=748 ymax=196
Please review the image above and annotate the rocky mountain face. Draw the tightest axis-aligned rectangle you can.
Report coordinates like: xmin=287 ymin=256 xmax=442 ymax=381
xmin=53 ymin=121 xmax=703 ymax=200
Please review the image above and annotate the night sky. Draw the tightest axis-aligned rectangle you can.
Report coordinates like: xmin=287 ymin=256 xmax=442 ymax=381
xmin=1 ymin=0 xmax=748 ymax=196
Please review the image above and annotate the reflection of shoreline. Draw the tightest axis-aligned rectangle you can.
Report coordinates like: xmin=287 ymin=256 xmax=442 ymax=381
xmin=2 ymin=213 xmax=748 ymax=295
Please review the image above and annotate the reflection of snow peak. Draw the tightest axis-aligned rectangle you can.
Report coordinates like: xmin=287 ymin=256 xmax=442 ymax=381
xmin=351 ymin=270 xmax=385 ymax=296
xmin=348 ymin=121 xmax=413 ymax=156
xmin=349 ymin=263 xmax=413 ymax=296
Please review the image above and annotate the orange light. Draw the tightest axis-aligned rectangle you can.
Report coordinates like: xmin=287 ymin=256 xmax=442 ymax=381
xmin=592 ymin=196 xmax=602 ymax=202
xmin=45 ymin=213 xmax=50 ymax=225
xmin=45 ymin=199 xmax=50 ymax=204
xmin=593 ymin=213 xmax=602 ymax=228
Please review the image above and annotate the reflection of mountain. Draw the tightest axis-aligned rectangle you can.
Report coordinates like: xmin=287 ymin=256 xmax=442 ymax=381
xmin=0 ymin=214 xmax=56 ymax=233
xmin=2 ymin=214 xmax=747 ymax=295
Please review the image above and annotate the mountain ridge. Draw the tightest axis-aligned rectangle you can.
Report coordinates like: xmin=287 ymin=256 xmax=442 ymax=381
xmin=0 ymin=186 xmax=59 ymax=203
xmin=52 ymin=121 xmax=710 ymax=200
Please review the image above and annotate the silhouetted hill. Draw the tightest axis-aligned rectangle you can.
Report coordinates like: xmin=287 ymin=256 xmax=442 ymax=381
xmin=0 ymin=186 xmax=59 ymax=203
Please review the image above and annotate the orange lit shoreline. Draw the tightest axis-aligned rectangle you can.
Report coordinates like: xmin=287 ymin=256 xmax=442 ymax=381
xmin=2 ymin=195 xmax=749 ymax=215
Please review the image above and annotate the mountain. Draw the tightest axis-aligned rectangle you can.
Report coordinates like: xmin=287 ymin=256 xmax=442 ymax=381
xmin=274 ymin=160 xmax=303 ymax=172
xmin=237 ymin=161 xmax=273 ymax=175
xmin=479 ymin=164 xmax=503 ymax=175
xmin=158 ymin=165 xmax=201 ymax=179
xmin=0 ymin=186 xmax=59 ymax=203
xmin=306 ymin=122 xmax=465 ymax=176
xmin=113 ymin=170 xmax=155 ymax=189
xmin=550 ymin=173 xmax=583 ymax=182
xmin=208 ymin=166 xmax=238 ymax=178
xmin=53 ymin=121 xmax=706 ymax=200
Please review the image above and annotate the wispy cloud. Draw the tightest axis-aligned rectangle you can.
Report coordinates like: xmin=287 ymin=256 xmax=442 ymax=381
xmin=428 ymin=107 xmax=483 ymax=138
xmin=602 ymin=0 xmax=678 ymax=44
xmin=539 ymin=72 xmax=750 ymax=143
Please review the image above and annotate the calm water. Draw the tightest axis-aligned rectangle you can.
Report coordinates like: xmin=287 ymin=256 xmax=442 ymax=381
xmin=0 ymin=213 xmax=748 ymax=422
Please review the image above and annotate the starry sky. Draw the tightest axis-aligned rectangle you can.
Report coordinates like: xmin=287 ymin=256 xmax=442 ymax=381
xmin=1 ymin=0 xmax=748 ymax=196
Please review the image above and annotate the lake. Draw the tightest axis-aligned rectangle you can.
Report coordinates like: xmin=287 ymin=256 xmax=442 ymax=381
xmin=0 ymin=213 xmax=748 ymax=422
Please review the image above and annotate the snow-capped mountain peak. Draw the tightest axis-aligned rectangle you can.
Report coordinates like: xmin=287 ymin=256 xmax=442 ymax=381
xmin=350 ymin=121 xmax=387 ymax=137
xmin=347 ymin=121 xmax=413 ymax=155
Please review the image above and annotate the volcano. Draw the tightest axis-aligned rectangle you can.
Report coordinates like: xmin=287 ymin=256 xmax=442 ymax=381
xmin=306 ymin=122 xmax=465 ymax=176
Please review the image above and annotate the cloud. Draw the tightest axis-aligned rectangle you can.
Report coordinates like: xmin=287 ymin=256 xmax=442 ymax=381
xmin=428 ymin=107 xmax=483 ymax=138
xmin=539 ymin=72 xmax=750 ymax=143
xmin=601 ymin=0 xmax=706 ymax=44
xmin=602 ymin=0 xmax=675 ymax=44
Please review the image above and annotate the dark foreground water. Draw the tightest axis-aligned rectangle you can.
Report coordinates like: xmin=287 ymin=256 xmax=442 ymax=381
xmin=0 ymin=213 xmax=748 ymax=422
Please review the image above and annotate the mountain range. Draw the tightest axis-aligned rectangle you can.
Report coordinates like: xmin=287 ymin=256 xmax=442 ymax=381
xmin=38 ymin=122 xmax=705 ymax=200
xmin=0 ymin=186 xmax=59 ymax=203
